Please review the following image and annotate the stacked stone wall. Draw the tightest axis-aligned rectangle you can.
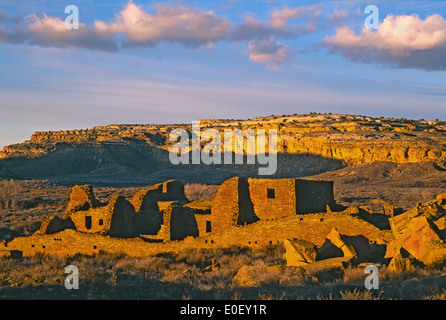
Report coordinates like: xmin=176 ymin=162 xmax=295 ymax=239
xmin=248 ymin=178 xmax=296 ymax=220
xmin=295 ymin=179 xmax=335 ymax=214
xmin=210 ymin=177 xmax=240 ymax=233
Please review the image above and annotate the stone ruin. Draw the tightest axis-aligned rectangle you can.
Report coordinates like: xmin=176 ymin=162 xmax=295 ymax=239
xmin=38 ymin=180 xmax=193 ymax=241
xmin=38 ymin=177 xmax=341 ymax=242
xmin=5 ymin=175 xmax=446 ymax=276
xmin=209 ymin=177 xmax=342 ymax=234
xmin=385 ymin=194 xmax=446 ymax=270
xmin=282 ymin=193 xmax=446 ymax=275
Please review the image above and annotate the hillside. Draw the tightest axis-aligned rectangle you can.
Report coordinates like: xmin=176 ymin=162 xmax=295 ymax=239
xmin=1 ymin=113 xmax=446 ymax=185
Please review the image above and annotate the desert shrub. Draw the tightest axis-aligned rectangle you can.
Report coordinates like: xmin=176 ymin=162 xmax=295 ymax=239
xmin=0 ymin=180 xmax=29 ymax=210
xmin=257 ymin=291 xmax=286 ymax=300
xmin=342 ymin=266 xmax=369 ymax=285
xmin=423 ymin=289 xmax=446 ymax=300
xmin=340 ymin=288 xmax=382 ymax=300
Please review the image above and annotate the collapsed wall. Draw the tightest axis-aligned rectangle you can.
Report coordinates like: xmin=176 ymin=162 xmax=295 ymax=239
xmin=160 ymin=204 xmax=199 ymax=241
xmin=68 ymin=196 xmax=137 ymax=238
xmin=210 ymin=177 xmax=243 ymax=234
xmin=38 ymin=216 xmax=76 ymax=235
xmin=131 ymin=188 xmax=162 ymax=235
xmin=389 ymin=193 xmax=446 ymax=238
xmin=64 ymin=184 xmax=104 ymax=215
xmin=40 ymin=180 xmax=190 ymax=239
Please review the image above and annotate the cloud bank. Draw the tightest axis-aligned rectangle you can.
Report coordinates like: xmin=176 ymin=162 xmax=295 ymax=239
xmin=324 ymin=14 xmax=446 ymax=70
xmin=0 ymin=1 xmax=326 ymax=70
xmin=1 ymin=1 xmax=445 ymax=71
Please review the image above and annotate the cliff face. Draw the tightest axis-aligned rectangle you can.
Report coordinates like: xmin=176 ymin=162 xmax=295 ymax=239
xmin=1 ymin=113 xmax=446 ymax=182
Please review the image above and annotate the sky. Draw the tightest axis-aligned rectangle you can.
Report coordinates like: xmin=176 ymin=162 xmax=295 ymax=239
xmin=0 ymin=0 xmax=445 ymax=148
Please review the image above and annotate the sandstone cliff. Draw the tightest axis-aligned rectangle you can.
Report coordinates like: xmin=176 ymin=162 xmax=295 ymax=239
xmin=1 ymin=113 xmax=446 ymax=182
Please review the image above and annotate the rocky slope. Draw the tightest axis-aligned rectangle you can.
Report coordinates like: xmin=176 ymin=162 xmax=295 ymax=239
xmin=1 ymin=113 xmax=446 ymax=184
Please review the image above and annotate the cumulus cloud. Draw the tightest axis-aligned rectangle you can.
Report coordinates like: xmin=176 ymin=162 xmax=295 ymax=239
xmin=0 ymin=1 xmax=332 ymax=69
xmin=248 ymin=36 xmax=292 ymax=70
xmin=324 ymin=14 xmax=446 ymax=70
xmin=26 ymin=13 xmax=118 ymax=51
xmin=94 ymin=1 xmax=231 ymax=47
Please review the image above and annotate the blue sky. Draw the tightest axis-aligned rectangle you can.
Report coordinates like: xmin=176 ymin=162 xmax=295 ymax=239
xmin=0 ymin=0 xmax=446 ymax=148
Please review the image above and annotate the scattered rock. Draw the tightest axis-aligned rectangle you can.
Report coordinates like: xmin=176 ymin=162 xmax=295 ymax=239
xmin=386 ymin=216 xmax=446 ymax=266
xmin=389 ymin=197 xmax=446 ymax=238
xmin=387 ymin=250 xmax=416 ymax=273
xmin=283 ymin=239 xmax=317 ymax=266
xmin=302 ymin=257 xmax=350 ymax=275
xmin=383 ymin=203 xmax=404 ymax=217
xmin=316 ymin=228 xmax=357 ymax=260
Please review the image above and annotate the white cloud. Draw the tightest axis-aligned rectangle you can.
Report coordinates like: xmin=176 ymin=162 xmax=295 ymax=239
xmin=94 ymin=1 xmax=231 ymax=47
xmin=26 ymin=13 xmax=118 ymax=51
xmin=0 ymin=1 xmax=333 ymax=69
xmin=324 ymin=14 xmax=446 ymax=70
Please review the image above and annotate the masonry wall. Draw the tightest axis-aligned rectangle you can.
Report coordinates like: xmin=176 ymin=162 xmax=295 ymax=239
xmin=38 ymin=216 xmax=76 ymax=235
xmin=248 ymin=178 xmax=296 ymax=220
xmin=130 ymin=180 xmax=188 ymax=236
xmin=195 ymin=213 xmax=212 ymax=236
xmin=159 ymin=180 xmax=189 ymax=202
xmin=237 ymin=178 xmax=259 ymax=225
xmin=107 ymin=197 xmax=138 ymax=238
xmin=134 ymin=211 xmax=163 ymax=235
xmin=69 ymin=206 xmax=113 ymax=234
xmin=4 ymin=210 xmax=393 ymax=259
xmin=69 ymin=196 xmax=138 ymax=238
xmin=295 ymin=179 xmax=335 ymax=214
xmin=64 ymin=184 xmax=103 ymax=215
xmin=170 ymin=206 xmax=199 ymax=241
xmin=211 ymin=177 xmax=241 ymax=234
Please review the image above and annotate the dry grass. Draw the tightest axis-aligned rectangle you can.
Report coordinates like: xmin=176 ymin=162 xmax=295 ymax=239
xmin=184 ymin=183 xmax=219 ymax=201
xmin=0 ymin=246 xmax=445 ymax=300
xmin=0 ymin=179 xmax=445 ymax=300
xmin=0 ymin=179 xmax=69 ymax=241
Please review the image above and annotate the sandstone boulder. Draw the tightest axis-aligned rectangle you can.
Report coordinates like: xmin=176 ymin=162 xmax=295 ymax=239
xmin=283 ymin=239 xmax=317 ymax=266
xmin=302 ymin=257 xmax=350 ymax=275
xmin=416 ymin=241 xmax=446 ymax=267
xmin=389 ymin=196 xmax=446 ymax=238
xmin=387 ymin=249 xmax=417 ymax=273
xmin=316 ymin=228 xmax=357 ymax=260
xmin=434 ymin=216 xmax=446 ymax=231
xmin=385 ymin=216 xmax=446 ymax=266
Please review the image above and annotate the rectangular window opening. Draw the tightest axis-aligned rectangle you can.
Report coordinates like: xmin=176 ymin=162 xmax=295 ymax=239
xmin=85 ymin=216 xmax=92 ymax=230
xmin=206 ymin=221 xmax=212 ymax=233
xmin=267 ymin=188 xmax=275 ymax=199
xmin=98 ymin=219 xmax=103 ymax=226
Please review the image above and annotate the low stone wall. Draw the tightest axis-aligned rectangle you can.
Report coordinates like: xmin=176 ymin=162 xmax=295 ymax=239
xmin=3 ymin=212 xmax=393 ymax=259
